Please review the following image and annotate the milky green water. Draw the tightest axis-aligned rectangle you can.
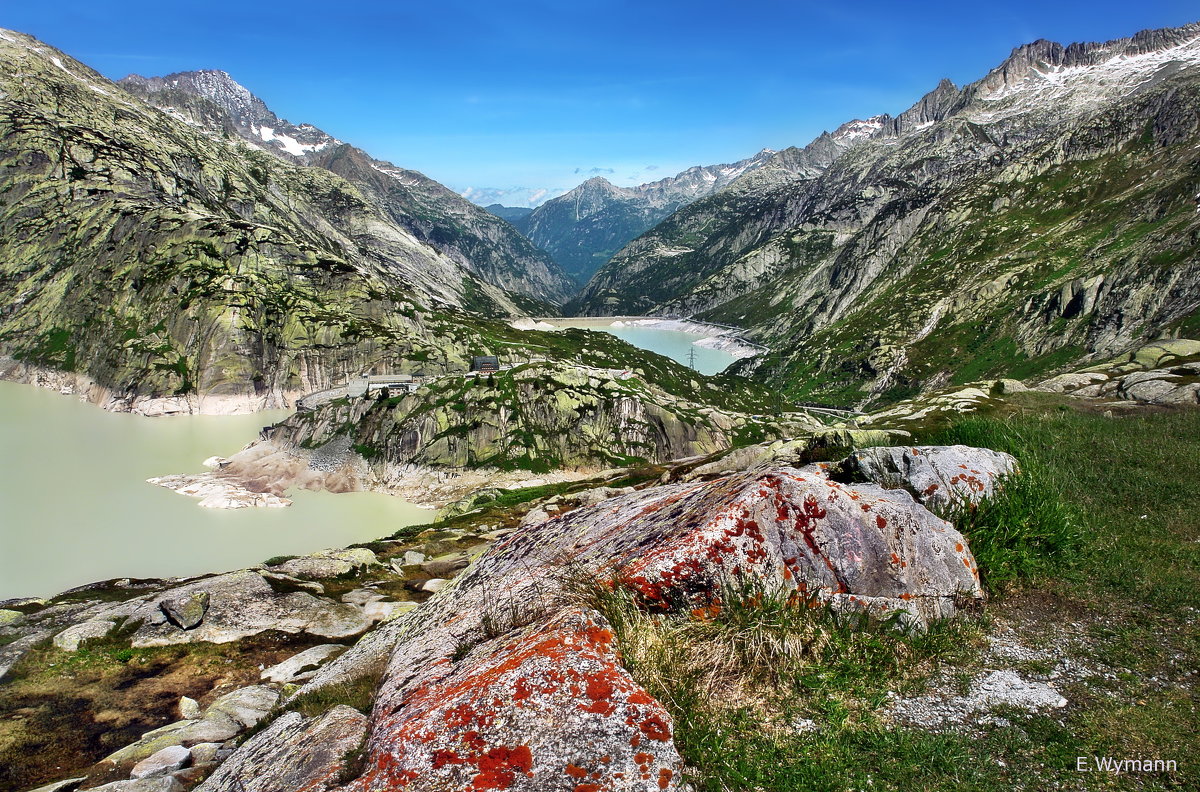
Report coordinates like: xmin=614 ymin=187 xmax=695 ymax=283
xmin=0 ymin=381 xmax=435 ymax=599
xmin=547 ymin=321 xmax=739 ymax=375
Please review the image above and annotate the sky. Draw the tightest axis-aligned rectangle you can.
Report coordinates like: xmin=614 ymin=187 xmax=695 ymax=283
xmin=3 ymin=1 xmax=1198 ymax=204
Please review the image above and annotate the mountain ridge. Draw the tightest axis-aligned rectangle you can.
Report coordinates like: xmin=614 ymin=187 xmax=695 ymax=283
xmin=119 ymin=69 xmax=576 ymax=305
xmin=571 ymin=21 xmax=1200 ymax=407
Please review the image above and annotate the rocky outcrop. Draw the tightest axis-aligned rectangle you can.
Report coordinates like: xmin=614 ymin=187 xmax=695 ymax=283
xmin=1034 ymin=338 xmax=1200 ymax=405
xmin=573 ymin=23 xmax=1200 ymax=409
xmin=194 ymin=707 xmax=368 ymax=792
xmin=188 ymin=362 xmax=818 ymax=505
xmin=348 ymin=608 xmax=682 ymax=792
xmin=849 ymin=445 xmax=1019 ymax=509
xmin=304 ymin=455 xmax=986 ymax=701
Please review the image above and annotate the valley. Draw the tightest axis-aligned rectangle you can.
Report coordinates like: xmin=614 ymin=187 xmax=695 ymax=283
xmin=1 ymin=15 xmax=1198 ymax=792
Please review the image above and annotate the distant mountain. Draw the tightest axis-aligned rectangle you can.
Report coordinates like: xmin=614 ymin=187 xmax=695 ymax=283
xmin=460 ymin=186 xmax=565 ymax=208
xmin=524 ymin=150 xmax=776 ymax=283
xmin=0 ymin=30 xmax=591 ymax=413
xmin=573 ymin=23 xmax=1200 ymax=407
xmin=483 ymin=204 xmax=534 ymax=224
xmin=119 ymin=70 xmax=575 ymax=306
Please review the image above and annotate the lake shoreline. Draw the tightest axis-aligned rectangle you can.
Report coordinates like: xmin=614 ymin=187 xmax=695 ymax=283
xmin=537 ymin=315 xmax=765 ymax=361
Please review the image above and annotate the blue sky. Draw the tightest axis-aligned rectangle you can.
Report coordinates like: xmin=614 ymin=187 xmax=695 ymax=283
xmin=5 ymin=1 xmax=1198 ymax=203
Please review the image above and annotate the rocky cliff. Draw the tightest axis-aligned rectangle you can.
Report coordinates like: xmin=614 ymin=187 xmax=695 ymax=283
xmin=0 ymin=30 xmax=579 ymax=413
xmin=119 ymin=70 xmax=575 ymax=306
xmin=520 ymin=150 xmax=776 ymax=283
xmin=573 ymin=23 xmax=1200 ymax=408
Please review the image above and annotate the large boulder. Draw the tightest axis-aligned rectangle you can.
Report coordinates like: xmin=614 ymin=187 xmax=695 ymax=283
xmin=303 ymin=464 xmax=984 ymax=701
xmin=120 ymin=571 xmax=369 ymax=646
xmin=194 ymin=706 xmax=368 ymax=792
xmin=282 ymin=464 xmax=989 ymax=791
xmin=159 ymin=592 xmax=209 ymax=630
xmin=345 ymin=609 xmax=682 ymax=792
xmin=848 ymin=445 xmax=1019 ymax=509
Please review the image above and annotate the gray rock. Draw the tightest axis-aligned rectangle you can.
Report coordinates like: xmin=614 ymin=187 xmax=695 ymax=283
xmin=0 ymin=608 xmax=24 ymax=627
xmin=420 ymin=552 xmax=469 ymax=578
xmin=188 ymin=742 xmax=222 ymax=765
xmin=52 ymin=620 xmax=116 ymax=651
xmin=130 ymin=745 xmax=192 ymax=778
xmin=402 ymin=550 xmax=426 ymax=566
xmin=260 ymin=645 xmax=347 ymax=684
xmin=179 ymin=696 xmax=201 ymax=720
xmin=194 ymin=707 xmax=367 ymax=792
xmin=205 ymin=685 xmax=280 ymax=729
xmin=159 ymin=592 xmax=210 ymax=630
xmin=420 ymin=578 xmax=448 ymax=593
xmin=21 ymin=777 xmax=87 ymax=792
xmin=340 ymin=589 xmax=383 ymax=607
xmin=104 ymin=713 xmax=243 ymax=765
xmin=1036 ymin=372 xmax=1109 ymax=393
xmin=272 ymin=548 xmax=377 ymax=580
xmin=362 ymin=600 xmax=414 ymax=622
xmin=88 ymin=777 xmax=184 ymax=792
xmin=125 ymin=571 xmax=369 ymax=647
xmin=850 ymin=445 xmax=1019 ymax=509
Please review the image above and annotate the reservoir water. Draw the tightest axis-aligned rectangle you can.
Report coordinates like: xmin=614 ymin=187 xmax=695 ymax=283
xmin=0 ymin=381 xmax=435 ymax=600
xmin=543 ymin=319 xmax=740 ymax=375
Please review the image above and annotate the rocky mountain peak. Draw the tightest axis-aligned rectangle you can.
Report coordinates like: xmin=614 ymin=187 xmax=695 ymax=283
xmin=119 ymin=69 xmax=340 ymax=159
xmin=972 ymin=21 xmax=1200 ymax=98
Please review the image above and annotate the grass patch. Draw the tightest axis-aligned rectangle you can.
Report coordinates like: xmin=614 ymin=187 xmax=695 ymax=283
xmin=291 ymin=673 xmax=383 ymax=718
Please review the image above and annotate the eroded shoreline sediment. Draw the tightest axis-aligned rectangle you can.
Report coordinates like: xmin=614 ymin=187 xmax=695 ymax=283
xmin=150 ymin=438 xmax=591 ymax=511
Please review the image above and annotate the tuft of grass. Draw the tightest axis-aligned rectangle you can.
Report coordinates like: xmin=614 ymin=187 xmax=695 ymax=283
xmin=291 ymin=673 xmax=383 ymax=718
xmin=936 ymin=472 xmax=1081 ymax=595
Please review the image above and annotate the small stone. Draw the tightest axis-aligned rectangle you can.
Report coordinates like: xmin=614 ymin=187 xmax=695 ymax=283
xmin=403 ymin=550 xmax=426 ymax=566
xmin=260 ymin=645 xmax=347 ymax=684
xmin=420 ymin=578 xmax=448 ymax=593
xmin=131 ymin=745 xmax=191 ymax=778
xmin=204 ymin=685 xmax=280 ymax=729
xmin=21 ymin=777 xmax=87 ymax=792
xmin=159 ymin=592 xmax=209 ymax=630
xmin=179 ymin=696 xmax=202 ymax=720
xmin=188 ymin=742 xmax=221 ymax=765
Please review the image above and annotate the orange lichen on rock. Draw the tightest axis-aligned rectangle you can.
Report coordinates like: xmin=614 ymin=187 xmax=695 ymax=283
xmin=346 ymin=608 xmax=681 ymax=791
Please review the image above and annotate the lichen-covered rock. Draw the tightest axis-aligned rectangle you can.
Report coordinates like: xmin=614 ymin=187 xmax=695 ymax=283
xmin=204 ymin=686 xmax=280 ymax=730
xmin=88 ymin=779 xmax=184 ymax=792
xmin=305 ymin=465 xmax=984 ymax=703
xmin=346 ymin=609 xmax=681 ymax=792
xmin=194 ymin=706 xmax=367 ymax=792
xmin=159 ymin=592 xmax=210 ymax=630
xmin=130 ymin=745 xmax=192 ymax=779
xmin=848 ymin=445 xmax=1019 ymax=509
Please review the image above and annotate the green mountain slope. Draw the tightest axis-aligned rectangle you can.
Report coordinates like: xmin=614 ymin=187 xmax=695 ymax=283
xmin=0 ymin=30 xmax=570 ymax=412
xmin=574 ymin=24 xmax=1200 ymax=408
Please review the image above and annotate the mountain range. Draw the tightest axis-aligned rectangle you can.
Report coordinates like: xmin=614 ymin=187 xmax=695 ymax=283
xmin=503 ymin=149 xmax=777 ymax=282
xmin=573 ymin=23 xmax=1200 ymax=406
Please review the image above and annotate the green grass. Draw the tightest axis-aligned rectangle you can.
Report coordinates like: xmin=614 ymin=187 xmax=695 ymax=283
xmin=590 ymin=403 xmax=1200 ymax=790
